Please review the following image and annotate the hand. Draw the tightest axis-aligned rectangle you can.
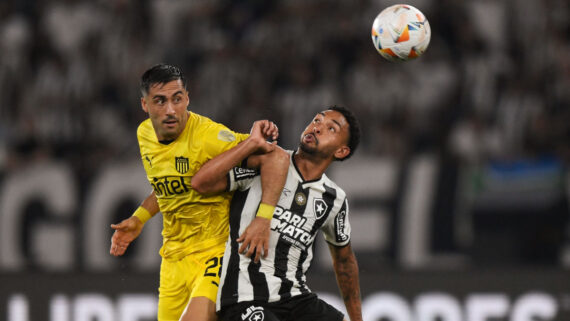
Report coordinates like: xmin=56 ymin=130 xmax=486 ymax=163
xmin=262 ymin=121 xmax=279 ymax=141
xmin=236 ymin=217 xmax=271 ymax=263
xmin=250 ymin=120 xmax=279 ymax=144
xmin=109 ymin=216 xmax=144 ymax=256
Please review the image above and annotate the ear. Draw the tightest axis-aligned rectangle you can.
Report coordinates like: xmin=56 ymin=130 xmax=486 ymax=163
xmin=185 ymin=91 xmax=190 ymax=107
xmin=334 ymin=145 xmax=350 ymax=160
xmin=141 ymin=96 xmax=148 ymax=113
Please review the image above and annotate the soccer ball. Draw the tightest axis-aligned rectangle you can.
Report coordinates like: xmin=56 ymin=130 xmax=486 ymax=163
xmin=371 ymin=4 xmax=431 ymax=62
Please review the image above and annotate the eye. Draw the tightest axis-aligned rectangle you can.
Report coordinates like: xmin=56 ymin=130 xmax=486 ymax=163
xmin=174 ymin=96 xmax=181 ymax=103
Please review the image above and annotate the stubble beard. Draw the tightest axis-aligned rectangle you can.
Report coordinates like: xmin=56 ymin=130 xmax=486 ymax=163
xmin=158 ymin=115 xmax=183 ymax=140
xmin=299 ymin=141 xmax=316 ymax=154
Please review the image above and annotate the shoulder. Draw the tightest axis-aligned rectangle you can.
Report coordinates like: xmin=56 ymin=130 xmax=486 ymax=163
xmin=191 ymin=112 xmax=225 ymax=134
xmin=191 ymin=112 xmax=248 ymax=143
xmin=190 ymin=112 xmax=226 ymax=130
xmin=189 ymin=111 xmax=212 ymax=125
xmin=322 ymin=174 xmax=347 ymax=200
xmin=137 ymin=119 xmax=155 ymax=141
xmin=248 ymin=146 xmax=291 ymax=169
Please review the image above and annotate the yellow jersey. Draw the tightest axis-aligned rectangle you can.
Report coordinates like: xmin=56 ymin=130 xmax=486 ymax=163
xmin=137 ymin=111 xmax=248 ymax=261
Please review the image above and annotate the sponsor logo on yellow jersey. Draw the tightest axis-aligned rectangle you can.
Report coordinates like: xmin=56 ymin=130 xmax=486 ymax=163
xmin=150 ymin=176 xmax=191 ymax=197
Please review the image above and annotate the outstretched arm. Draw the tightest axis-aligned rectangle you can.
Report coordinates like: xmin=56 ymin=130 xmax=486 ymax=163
xmin=329 ymin=243 xmax=363 ymax=321
xmin=109 ymin=191 xmax=159 ymax=256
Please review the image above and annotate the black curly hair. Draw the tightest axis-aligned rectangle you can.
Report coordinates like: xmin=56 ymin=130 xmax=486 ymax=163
xmin=327 ymin=105 xmax=361 ymax=161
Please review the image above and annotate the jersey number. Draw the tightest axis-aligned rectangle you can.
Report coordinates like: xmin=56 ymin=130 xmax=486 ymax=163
xmin=204 ymin=256 xmax=223 ymax=277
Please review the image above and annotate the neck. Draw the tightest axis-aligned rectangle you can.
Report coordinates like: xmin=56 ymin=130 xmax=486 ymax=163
xmin=293 ymin=149 xmax=333 ymax=181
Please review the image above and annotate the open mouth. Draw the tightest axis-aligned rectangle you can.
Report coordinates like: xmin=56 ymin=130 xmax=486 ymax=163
xmin=303 ymin=133 xmax=318 ymax=144
xmin=163 ymin=119 xmax=178 ymax=128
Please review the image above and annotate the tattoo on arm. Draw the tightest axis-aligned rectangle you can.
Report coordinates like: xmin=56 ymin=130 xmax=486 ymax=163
xmin=331 ymin=244 xmax=363 ymax=321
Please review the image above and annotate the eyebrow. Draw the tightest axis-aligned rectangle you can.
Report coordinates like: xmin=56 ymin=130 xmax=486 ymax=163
xmin=152 ymin=90 xmax=184 ymax=99
xmin=317 ymin=112 xmax=342 ymax=129
xmin=331 ymin=118 xmax=342 ymax=128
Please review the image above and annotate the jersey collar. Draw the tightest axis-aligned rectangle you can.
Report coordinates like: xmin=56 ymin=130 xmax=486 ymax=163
xmin=291 ymin=150 xmax=323 ymax=184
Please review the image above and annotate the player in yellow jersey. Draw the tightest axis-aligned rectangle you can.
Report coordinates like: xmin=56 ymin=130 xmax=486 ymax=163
xmin=109 ymin=64 xmax=289 ymax=321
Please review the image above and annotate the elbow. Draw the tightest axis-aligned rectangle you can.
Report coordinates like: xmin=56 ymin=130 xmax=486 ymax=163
xmin=272 ymin=147 xmax=290 ymax=168
xmin=190 ymin=176 xmax=209 ymax=194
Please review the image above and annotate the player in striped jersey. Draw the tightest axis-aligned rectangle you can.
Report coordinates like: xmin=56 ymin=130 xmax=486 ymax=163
xmin=191 ymin=106 xmax=363 ymax=321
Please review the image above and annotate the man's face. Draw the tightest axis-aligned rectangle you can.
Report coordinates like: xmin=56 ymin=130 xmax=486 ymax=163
xmin=299 ymin=110 xmax=350 ymax=160
xmin=141 ymin=79 xmax=189 ymax=141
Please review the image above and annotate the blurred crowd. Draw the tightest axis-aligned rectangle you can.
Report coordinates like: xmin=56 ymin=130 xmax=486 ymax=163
xmin=0 ymin=0 xmax=568 ymax=268
xmin=0 ymin=0 xmax=568 ymax=170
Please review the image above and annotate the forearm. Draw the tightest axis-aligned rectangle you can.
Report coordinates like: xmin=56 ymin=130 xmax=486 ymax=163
xmin=140 ymin=191 xmax=159 ymax=215
xmin=133 ymin=191 xmax=159 ymax=224
xmin=331 ymin=245 xmax=363 ymax=321
xmin=192 ymin=139 xmax=261 ymax=194
xmin=259 ymin=148 xmax=289 ymax=207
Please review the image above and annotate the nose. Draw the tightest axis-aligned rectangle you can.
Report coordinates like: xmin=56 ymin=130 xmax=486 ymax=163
xmin=313 ymin=124 xmax=321 ymax=134
xmin=165 ymin=101 xmax=175 ymax=115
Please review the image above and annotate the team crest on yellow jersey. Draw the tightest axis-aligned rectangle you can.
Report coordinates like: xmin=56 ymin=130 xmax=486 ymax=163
xmin=175 ymin=156 xmax=189 ymax=174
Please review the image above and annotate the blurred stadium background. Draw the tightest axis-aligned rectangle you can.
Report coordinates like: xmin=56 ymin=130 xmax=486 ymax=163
xmin=0 ymin=0 xmax=568 ymax=320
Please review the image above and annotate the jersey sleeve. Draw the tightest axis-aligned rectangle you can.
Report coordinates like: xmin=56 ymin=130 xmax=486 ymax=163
xmin=321 ymin=198 xmax=351 ymax=247
xmin=136 ymin=120 xmax=156 ymax=172
xmin=136 ymin=120 xmax=154 ymax=149
xmin=226 ymin=167 xmax=259 ymax=192
xmin=200 ymin=121 xmax=249 ymax=159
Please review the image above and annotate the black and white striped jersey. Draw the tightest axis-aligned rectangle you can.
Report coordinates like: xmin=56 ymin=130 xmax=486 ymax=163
xmin=216 ymin=150 xmax=351 ymax=311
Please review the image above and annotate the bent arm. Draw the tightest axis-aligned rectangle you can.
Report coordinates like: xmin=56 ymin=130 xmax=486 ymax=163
xmin=191 ymin=120 xmax=277 ymax=194
xmin=246 ymin=147 xmax=289 ymax=208
xmin=329 ymin=242 xmax=363 ymax=321
xmin=191 ymin=121 xmax=289 ymax=262
xmin=191 ymin=137 xmax=269 ymax=194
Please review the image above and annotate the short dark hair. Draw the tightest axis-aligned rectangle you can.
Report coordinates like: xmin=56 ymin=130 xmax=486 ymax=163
xmin=140 ymin=64 xmax=187 ymax=96
xmin=328 ymin=105 xmax=361 ymax=161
